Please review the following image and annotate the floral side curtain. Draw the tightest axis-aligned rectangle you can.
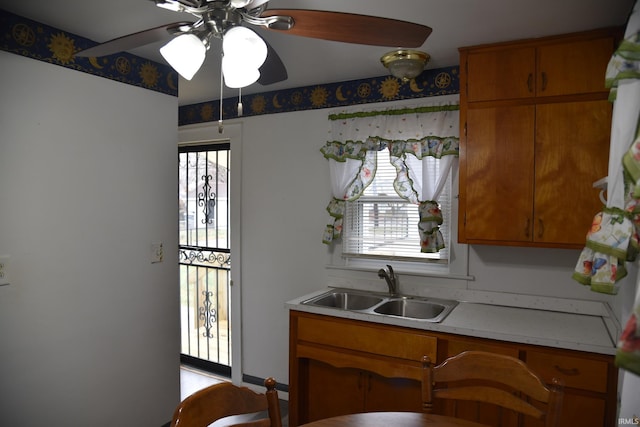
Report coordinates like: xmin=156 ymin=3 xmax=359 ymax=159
xmin=571 ymin=0 xmax=640 ymax=376
xmin=321 ymin=102 xmax=460 ymax=253
xmin=572 ymin=4 xmax=640 ymax=295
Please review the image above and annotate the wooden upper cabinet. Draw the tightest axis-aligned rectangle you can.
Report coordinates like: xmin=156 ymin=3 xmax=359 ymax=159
xmin=533 ymin=100 xmax=611 ymax=245
xmin=463 ymin=105 xmax=535 ymax=242
xmin=459 ymin=28 xmax=618 ymax=248
xmin=464 ymin=30 xmax=617 ymax=102
xmin=466 ymin=47 xmax=536 ymax=102
xmin=537 ymin=37 xmax=614 ymax=97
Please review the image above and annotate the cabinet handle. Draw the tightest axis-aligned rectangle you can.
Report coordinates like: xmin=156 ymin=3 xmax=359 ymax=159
xmin=541 ymin=72 xmax=548 ymax=91
xmin=357 ymin=371 xmax=363 ymax=390
xmin=524 ymin=218 xmax=530 ymax=238
xmin=527 ymin=73 xmax=533 ymax=92
xmin=538 ymin=218 xmax=544 ymax=238
xmin=554 ymin=365 xmax=580 ymax=376
xmin=367 ymin=373 xmax=373 ymax=392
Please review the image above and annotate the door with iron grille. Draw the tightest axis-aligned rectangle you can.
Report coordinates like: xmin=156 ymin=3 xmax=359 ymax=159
xmin=178 ymin=142 xmax=231 ymax=375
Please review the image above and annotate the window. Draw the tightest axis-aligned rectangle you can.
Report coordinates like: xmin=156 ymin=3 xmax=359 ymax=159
xmin=343 ymin=148 xmax=451 ymax=263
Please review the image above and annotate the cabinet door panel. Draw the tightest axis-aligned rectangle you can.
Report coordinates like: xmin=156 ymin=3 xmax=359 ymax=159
xmin=464 ymin=105 xmax=535 ymax=242
xmin=466 ymin=47 xmax=536 ymax=102
xmin=537 ymin=38 xmax=614 ymax=97
xmin=534 ymin=101 xmax=611 ymax=244
xmin=365 ymin=373 xmax=422 ymax=412
xmin=306 ymin=359 xmax=363 ymax=422
xmin=523 ymin=393 xmax=606 ymax=427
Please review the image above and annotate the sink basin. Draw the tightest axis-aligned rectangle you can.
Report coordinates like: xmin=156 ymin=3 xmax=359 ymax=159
xmin=374 ymin=298 xmax=451 ymax=320
xmin=303 ymin=291 xmax=384 ymax=310
xmin=301 ymin=289 xmax=458 ymax=322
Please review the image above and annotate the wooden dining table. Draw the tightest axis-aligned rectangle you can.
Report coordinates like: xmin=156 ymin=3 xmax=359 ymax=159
xmin=296 ymin=412 xmax=487 ymax=427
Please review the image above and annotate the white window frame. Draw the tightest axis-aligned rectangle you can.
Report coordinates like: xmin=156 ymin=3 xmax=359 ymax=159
xmin=328 ymin=159 xmax=469 ymax=280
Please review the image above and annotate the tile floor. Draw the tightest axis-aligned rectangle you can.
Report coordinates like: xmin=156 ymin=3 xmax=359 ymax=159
xmin=180 ymin=365 xmax=225 ymax=400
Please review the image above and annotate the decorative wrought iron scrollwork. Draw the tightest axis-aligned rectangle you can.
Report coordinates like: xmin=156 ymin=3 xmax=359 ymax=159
xmin=199 ymin=290 xmax=217 ymax=339
xmin=197 ymin=174 xmax=216 ymax=224
xmin=179 ymin=247 xmax=231 ymax=268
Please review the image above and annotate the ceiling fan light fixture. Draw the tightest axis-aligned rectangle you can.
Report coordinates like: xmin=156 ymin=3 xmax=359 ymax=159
xmin=222 ymin=56 xmax=261 ymax=88
xmin=160 ymin=33 xmax=206 ymax=80
xmin=381 ymin=49 xmax=430 ymax=81
xmin=223 ymin=26 xmax=268 ymax=69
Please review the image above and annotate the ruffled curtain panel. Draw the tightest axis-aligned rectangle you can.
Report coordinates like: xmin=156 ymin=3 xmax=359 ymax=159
xmin=321 ymin=103 xmax=459 ymax=253
xmin=571 ymin=0 xmax=640 ymax=376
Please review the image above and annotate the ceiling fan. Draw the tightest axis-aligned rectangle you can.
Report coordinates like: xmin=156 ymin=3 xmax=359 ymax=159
xmin=75 ymin=0 xmax=433 ymax=89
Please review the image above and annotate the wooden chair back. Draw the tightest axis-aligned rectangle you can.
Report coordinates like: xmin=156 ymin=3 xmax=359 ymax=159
xmin=425 ymin=351 xmax=563 ymax=427
xmin=170 ymin=377 xmax=282 ymax=427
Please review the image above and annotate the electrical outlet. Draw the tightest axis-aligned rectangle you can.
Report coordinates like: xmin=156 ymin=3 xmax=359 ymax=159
xmin=0 ymin=256 xmax=10 ymax=286
xmin=150 ymin=243 xmax=163 ymax=264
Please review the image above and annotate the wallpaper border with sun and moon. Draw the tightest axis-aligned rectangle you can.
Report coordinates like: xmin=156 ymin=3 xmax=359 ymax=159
xmin=178 ymin=64 xmax=459 ymax=125
xmin=1 ymin=8 xmax=459 ymax=126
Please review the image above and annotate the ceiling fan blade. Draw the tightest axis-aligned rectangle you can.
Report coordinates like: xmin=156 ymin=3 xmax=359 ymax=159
xmin=74 ymin=21 xmax=193 ymax=57
xmin=260 ymin=10 xmax=431 ymax=48
xmin=258 ymin=40 xmax=287 ymax=85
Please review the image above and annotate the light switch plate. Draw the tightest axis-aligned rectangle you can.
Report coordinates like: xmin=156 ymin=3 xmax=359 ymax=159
xmin=0 ymin=256 xmax=10 ymax=286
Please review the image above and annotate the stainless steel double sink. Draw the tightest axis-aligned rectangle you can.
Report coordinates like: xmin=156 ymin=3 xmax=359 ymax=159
xmin=301 ymin=288 xmax=458 ymax=323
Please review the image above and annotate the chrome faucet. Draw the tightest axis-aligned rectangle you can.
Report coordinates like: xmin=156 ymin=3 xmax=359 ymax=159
xmin=378 ymin=264 xmax=398 ymax=296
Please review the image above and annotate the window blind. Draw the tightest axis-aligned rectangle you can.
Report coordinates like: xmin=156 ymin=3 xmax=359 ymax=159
xmin=343 ymin=149 xmax=451 ymax=261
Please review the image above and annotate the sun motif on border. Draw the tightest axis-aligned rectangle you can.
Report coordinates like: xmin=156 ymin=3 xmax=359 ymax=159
xmin=48 ymin=32 xmax=75 ymax=64
xmin=200 ymin=104 xmax=214 ymax=121
xmin=310 ymin=86 xmax=329 ymax=107
xmin=252 ymin=95 xmax=267 ymax=114
xmin=139 ymin=62 xmax=159 ymax=87
xmin=435 ymin=72 xmax=452 ymax=89
xmin=12 ymin=23 xmax=36 ymax=47
xmin=379 ymin=77 xmax=400 ymax=99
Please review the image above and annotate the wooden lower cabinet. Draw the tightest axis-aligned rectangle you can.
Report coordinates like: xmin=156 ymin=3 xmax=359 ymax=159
xmin=523 ymin=349 xmax=614 ymax=427
xmin=304 ymin=359 xmax=423 ymax=421
xmin=289 ymin=311 xmax=618 ymax=427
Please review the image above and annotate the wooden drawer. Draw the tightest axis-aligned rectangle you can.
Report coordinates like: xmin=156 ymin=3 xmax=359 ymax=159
xmin=446 ymin=338 xmax=520 ymax=358
xmin=526 ymin=350 xmax=608 ymax=392
xmin=296 ymin=314 xmax=437 ymax=362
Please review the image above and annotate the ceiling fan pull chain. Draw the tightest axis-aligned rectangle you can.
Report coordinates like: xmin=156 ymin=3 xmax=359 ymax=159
xmin=218 ymin=51 xmax=224 ymax=134
xmin=237 ymin=88 xmax=243 ymax=117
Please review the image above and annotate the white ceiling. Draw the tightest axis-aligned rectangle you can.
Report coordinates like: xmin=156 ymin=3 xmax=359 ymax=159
xmin=1 ymin=0 xmax=634 ymax=106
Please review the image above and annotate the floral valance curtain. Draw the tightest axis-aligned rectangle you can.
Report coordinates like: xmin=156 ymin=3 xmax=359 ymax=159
xmin=321 ymin=102 xmax=459 ymax=253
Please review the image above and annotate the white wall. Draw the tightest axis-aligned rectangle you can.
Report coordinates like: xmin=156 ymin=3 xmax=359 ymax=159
xmin=0 ymin=52 xmax=180 ymax=426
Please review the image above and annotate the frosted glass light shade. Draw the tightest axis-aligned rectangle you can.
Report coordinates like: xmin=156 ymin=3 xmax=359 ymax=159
xmin=380 ymin=50 xmax=430 ymax=81
xmin=160 ymin=34 xmax=206 ymax=80
xmin=222 ymin=56 xmax=260 ymax=88
xmin=223 ymin=26 xmax=267 ymax=69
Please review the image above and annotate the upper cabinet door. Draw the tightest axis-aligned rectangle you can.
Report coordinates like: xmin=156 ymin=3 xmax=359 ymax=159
xmin=465 ymin=46 xmax=536 ymax=102
xmin=537 ymin=37 xmax=615 ymax=97
xmin=463 ymin=105 xmax=536 ymax=242
xmin=533 ymin=100 xmax=612 ymax=245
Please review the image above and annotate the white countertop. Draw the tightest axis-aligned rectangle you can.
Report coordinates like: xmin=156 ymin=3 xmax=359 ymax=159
xmin=286 ymin=289 xmax=617 ymax=355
